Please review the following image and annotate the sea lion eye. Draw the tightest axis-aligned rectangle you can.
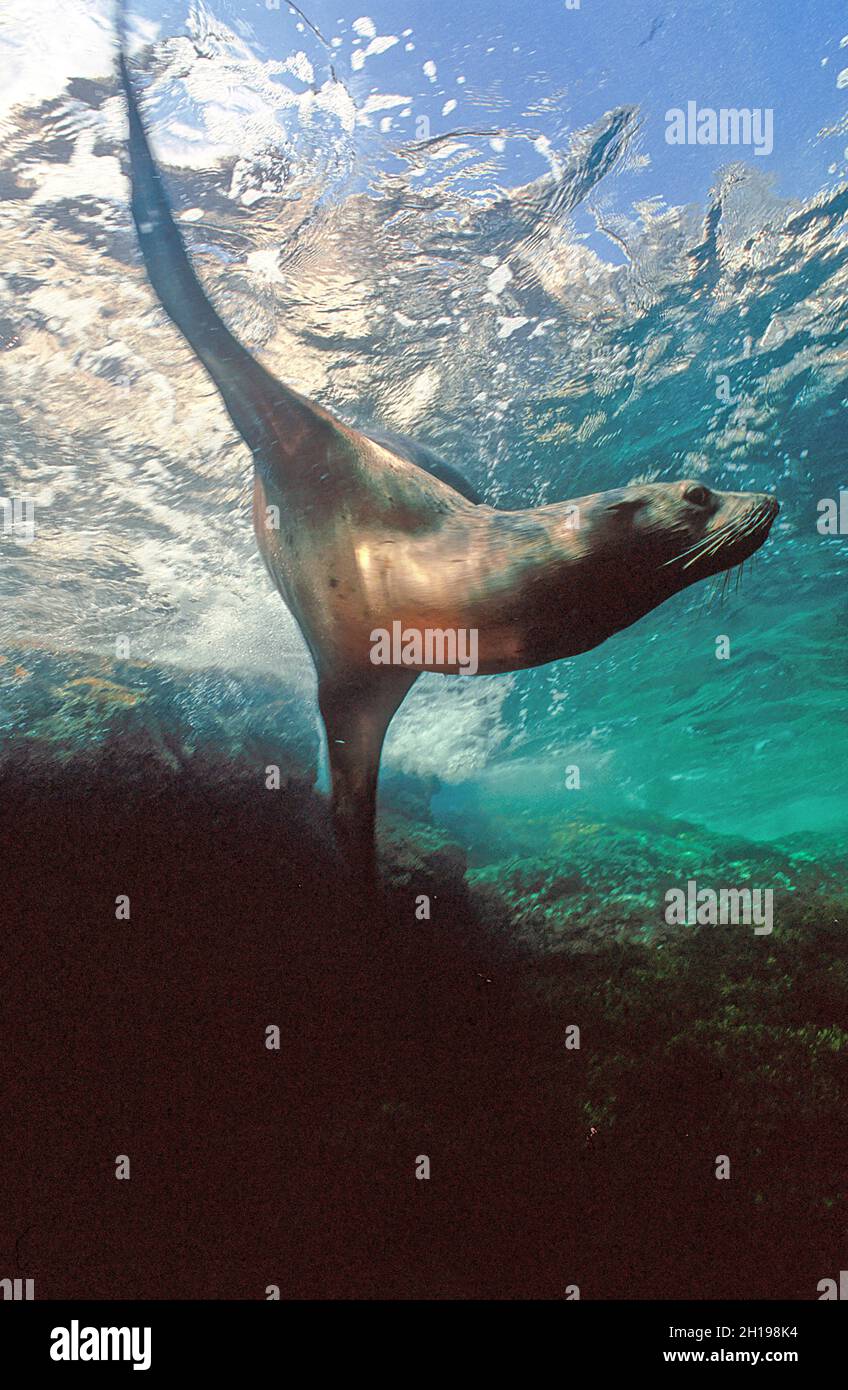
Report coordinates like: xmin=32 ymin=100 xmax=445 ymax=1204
xmin=684 ymin=484 xmax=710 ymax=507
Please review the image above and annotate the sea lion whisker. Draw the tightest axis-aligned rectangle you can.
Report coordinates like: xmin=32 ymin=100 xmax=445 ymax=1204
xmin=664 ymin=531 xmax=724 ymax=566
xmin=681 ymin=527 xmax=741 ymax=569
xmin=703 ymin=575 xmax=725 ymax=611
xmin=680 ymin=508 xmax=768 ymax=571
xmin=664 ymin=514 xmax=745 ymax=568
xmin=716 ymin=569 xmax=731 ymax=606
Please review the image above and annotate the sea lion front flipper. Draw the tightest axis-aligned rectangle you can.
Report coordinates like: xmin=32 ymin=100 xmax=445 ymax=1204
xmin=319 ymin=669 xmax=418 ymax=881
xmin=361 ymin=427 xmax=483 ymax=505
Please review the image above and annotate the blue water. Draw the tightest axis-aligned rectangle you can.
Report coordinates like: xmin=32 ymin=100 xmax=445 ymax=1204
xmin=1 ymin=0 xmax=847 ymax=851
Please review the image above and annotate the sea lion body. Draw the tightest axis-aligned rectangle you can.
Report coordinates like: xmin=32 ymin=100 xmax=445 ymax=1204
xmin=118 ymin=41 xmax=778 ymax=877
xmin=254 ymin=452 xmax=777 ymax=678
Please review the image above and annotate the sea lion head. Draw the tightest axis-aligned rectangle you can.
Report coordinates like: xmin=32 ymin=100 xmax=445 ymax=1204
xmin=572 ymin=479 xmax=779 ymax=635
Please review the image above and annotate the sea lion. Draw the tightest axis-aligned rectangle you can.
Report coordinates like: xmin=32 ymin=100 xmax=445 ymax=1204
xmin=117 ymin=43 xmax=778 ymax=879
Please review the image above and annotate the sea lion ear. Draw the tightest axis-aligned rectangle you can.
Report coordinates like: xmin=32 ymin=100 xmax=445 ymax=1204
xmin=606 ymin=496 xmax=645 ymax=515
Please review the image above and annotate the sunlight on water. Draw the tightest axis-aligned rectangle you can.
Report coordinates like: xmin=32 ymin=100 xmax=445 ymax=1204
xmin=1 ymin=0 xmax=847 ymax=849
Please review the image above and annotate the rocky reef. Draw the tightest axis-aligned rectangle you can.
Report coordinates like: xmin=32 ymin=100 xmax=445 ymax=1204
xmin=2 ymin=647 xmax=846 ymax=1299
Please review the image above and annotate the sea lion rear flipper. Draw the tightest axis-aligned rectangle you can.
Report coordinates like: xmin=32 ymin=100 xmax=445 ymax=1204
xmin=117 ymin=41 xmax=341 ymax=474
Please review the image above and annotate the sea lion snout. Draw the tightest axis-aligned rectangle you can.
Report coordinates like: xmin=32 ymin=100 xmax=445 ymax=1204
xmin=659 ymin=481 xmax=778 ymax=582
xmin=586 ymin=479 xmax=778 ymax=592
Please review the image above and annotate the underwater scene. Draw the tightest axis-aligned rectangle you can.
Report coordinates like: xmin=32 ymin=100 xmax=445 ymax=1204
xmin=1 ymin=0 xmax=847 ymax=1306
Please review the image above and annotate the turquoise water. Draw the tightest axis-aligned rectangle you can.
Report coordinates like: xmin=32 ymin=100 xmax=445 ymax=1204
xmin=1 ymin=0 xmax=847 ymax=851
xmin=3 ymin=0 xmax=848 ymax=1307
